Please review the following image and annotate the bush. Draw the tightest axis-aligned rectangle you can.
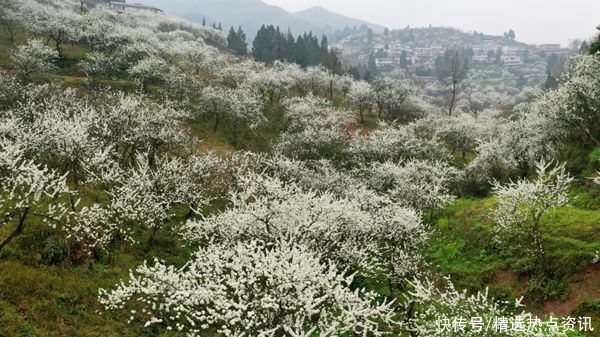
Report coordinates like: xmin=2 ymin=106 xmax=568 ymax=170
xmin=589 ymin=147 xmax=600 ymax=170
xmin=42 ymin=238 xmax=68 ymax=265
xmin=525 ymin=278 xmax=568 ymax=302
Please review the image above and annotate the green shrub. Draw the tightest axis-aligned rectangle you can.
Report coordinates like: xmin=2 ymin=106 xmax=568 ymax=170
xmin=525 ymin=278 xmax=568 ymax=302
xmin=589 ymin=147 xmax=600 ymax=170
xmin=42 ymin=238 xmax=68 ymax=265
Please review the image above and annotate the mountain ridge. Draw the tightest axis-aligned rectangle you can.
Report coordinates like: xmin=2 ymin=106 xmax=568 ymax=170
xmin=292 ymin=6 xmax=385 ymax=34
xmin=136 ymin=0 xmax=385 ymax=39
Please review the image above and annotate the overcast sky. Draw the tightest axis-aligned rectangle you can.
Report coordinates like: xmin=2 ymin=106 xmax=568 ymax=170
xmin=262 ymin=0 xmax=600 ymax=45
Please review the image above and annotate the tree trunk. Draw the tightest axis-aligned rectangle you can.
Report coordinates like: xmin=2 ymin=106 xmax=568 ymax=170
xmin=448 ymin=81 xmax=457 ymax=116
xmin=213 ymin=111 xmax=220 ymax=132
xmin=0 ymin=208 xmax=30 ymax=252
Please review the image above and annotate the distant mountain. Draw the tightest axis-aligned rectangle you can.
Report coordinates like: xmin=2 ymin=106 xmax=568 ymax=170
xmin=293 ymin=6 xmax=385 ymax=34
xmin=136 ymin=0 xmax=384 ymax=39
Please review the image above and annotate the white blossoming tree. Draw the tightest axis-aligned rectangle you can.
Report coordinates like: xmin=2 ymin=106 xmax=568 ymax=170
xmin=371 ymin=76 xmax=421 ymax=121
xmin=11 ymin=39 xmax=58 ymax=82
xmin=406 ymin=277 xmax=568 ymax=337
xmin=489 ymin=161 xmax=573 ymax=273
xmin=346 ymin=81 xmax=375 ymax=123
xmin=365 ymin=159 xmax=460 ymax=212
xmin=198 ymin=85 xmax=266 ymax=140
xmin=99 ymin=240 xmax=398 ymax=337
xmin=349 ymin=121 xmax=450 ymax=163
xmin=182 ymin=171 xmax=427 ymax=279
xmin=127 ymin=55 xmax=171 ymax=91
xmin=68 ymin=152 xmax=221 ymax=253
xmin=0 ymin=138 xmax=69 ymax=252
xmin=79 ymin=51 xmax=113 ymax=85
xmin=277 ymin=95 xmax=355 ymax=160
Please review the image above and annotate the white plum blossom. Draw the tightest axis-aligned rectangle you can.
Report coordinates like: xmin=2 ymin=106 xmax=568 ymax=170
xmin=68 ymin=153 xmax=221 ymax=252
xmin=276 ymin=95 xmax=355 ymax=159
xmin=183 ymin=171 xmax=427 ymax=277
xmin=346 ymin=81 xmax=375 ymax=123
xmin=406 ymin=277 xmax=568 ymax=337
xmin=79 ymin=51 xmax=113 ymax=83
xmin=20 ymin=0 xmax=81 ymax=58
xmin=490 ymin=161 xmax=573 ymax=268
xmin=0 ymin=138 xmax=69 ymax=251
xmin=467 ymin=138 xmax=519 ymax=180
xmin=365 ymin=159 xmax=460 ymax=211
xmin=349 ymin=121 xmax=450 ymax=163
xmin=99 ymin=240 xmax=399 ymax=337
xmin=127 ymin=55 xmax=170 ymax=90
xmin=199 ymin=85 xmax=266 ymax=133
xmin=10 ymin=39 xmax=58 ymax=81
xmin=371 ymin=76 xmax=422 ymax=121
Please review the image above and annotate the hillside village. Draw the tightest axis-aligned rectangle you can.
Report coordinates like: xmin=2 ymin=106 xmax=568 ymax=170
xmin=331 ymin=27 xmax=574 ymax=75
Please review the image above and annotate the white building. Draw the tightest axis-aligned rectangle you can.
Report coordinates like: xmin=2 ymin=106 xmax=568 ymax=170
xmin=501 ymin=47 xmax=524 ymax=66
xmin=375 ymin=58 xmax=399 ymax=68
xmin=414 ymin=46 xmax=445 ymax=64
xmin=109 ymin=2 xmax=162 ymax=14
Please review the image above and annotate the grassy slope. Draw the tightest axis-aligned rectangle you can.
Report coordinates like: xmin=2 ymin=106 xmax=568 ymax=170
xmin=426 ymin=190 xmax=600 ymax=335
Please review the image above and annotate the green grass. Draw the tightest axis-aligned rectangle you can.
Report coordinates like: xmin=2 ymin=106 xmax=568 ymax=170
xmin=0 ymin=215 xmax=191 ymax=337
xmin=426 ymin=189 xmax=600 ymax=316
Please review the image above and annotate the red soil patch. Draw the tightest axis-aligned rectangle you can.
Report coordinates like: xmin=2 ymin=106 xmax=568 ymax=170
xmin=492 ymin=266 xmax=600 ymax=317
xmin=543 ymin=266 xmax=600 ymax=316
xmin=493 ymin=269 xmax=527 ymax=296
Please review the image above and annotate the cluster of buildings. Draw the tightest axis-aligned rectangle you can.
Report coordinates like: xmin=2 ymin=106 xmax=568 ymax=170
xmin=333 ymin=37 xmax=575 ymax=74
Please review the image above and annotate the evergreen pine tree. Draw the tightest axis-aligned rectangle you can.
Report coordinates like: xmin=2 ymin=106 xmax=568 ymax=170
xmin=236 ymin=26 xmax=248 ymax=55
xmin=253 ymin=25 xmax=278 ymax=63
xmin=227 ymin=26 xmax=247 ymax=56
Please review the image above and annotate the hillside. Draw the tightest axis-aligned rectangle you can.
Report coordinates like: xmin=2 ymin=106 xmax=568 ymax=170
xmin=0 ymin=0 xmax=599 ymax=336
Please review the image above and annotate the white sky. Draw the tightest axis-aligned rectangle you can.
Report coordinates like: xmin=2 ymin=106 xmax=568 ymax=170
xmin=262 ymin=0 xmax=600 ymax=45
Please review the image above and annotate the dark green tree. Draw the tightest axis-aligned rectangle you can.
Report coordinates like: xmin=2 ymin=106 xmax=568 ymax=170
xmin=322 ymin=51 xmax=342 ymax=75
xmin=507 ymin=29 xmax=516 ymax=40
xmin=227 ymin=26 xmax=247 ymax=56
xmin=367 ymin=52 xmax=378 ymax=76
xmin=399 ymin=51 xmax=409 ymax=69
xmin=347 ymin=66 xmax=360 ymax=80
xmin=252 ymin=25 xmax=278 ymax=63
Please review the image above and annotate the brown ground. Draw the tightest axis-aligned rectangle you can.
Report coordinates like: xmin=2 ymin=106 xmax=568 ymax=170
xmin=492 ymin=266 xmax=600 ymax=316
xmin=543 ymin=266 xmax=600 ymax=316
